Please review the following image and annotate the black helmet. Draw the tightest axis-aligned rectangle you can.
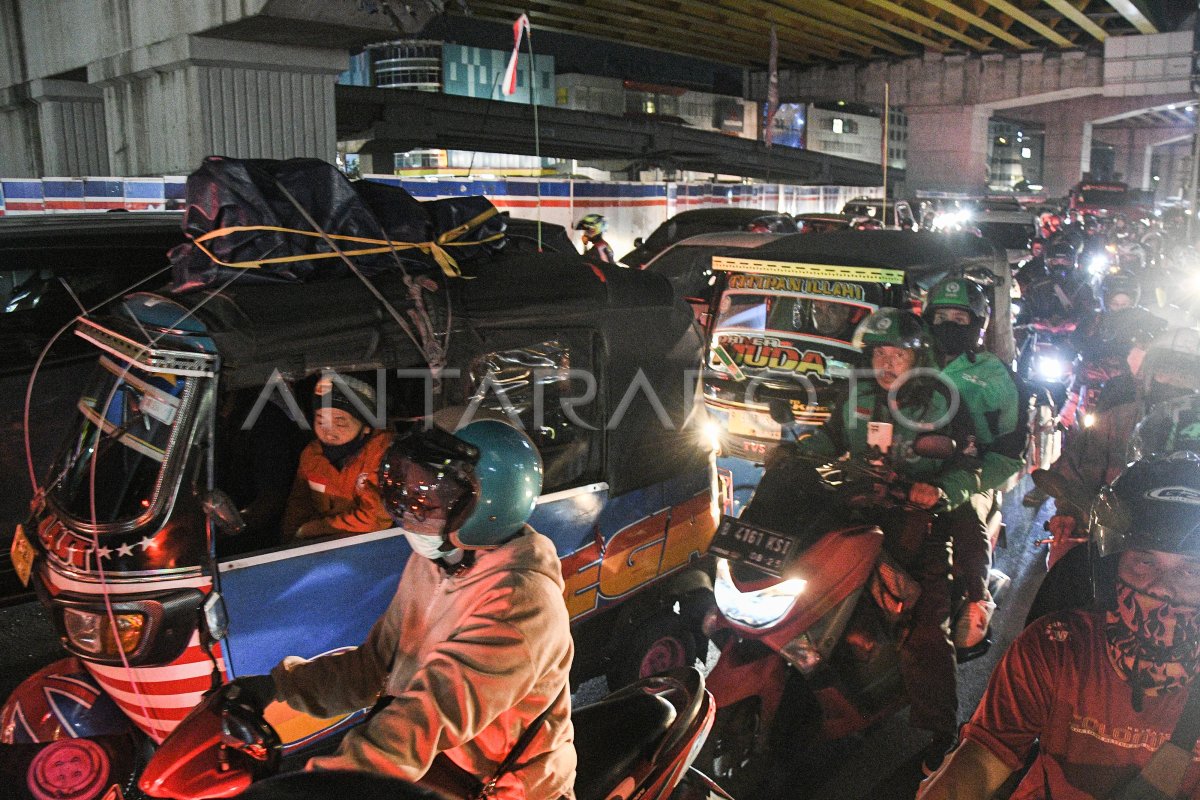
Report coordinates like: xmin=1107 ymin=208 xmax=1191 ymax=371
xmin=1092 ymin=452 xmax=1200 ymax=561
xmin=1100 ymin=272 xmax=1141 ymax=310
xmin=1045 ymin=241 xmax=1078 ymax=271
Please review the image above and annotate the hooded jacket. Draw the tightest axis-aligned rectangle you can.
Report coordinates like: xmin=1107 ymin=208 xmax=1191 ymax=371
xmin=271 ymin=528 xmax=576 ymax=799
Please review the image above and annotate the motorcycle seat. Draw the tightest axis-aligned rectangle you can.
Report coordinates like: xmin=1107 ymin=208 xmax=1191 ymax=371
xmin=572 ymin=690 xmax=677 ymax=800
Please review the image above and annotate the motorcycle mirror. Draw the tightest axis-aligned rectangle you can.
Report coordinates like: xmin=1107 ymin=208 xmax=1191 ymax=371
xmin=1031 ymin=469 xmax=1092 ymax=515
xmin=203 ymin=592 xmax=229 ymax=642
xmin=203 ymin=489 xmax=246 ymax=536
xmin=767 ymin=398 xmax=793 ymax=426
xmin=912 ymin=434 xmax=956 ymax=460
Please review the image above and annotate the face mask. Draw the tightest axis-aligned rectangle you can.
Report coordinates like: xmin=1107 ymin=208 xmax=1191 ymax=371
xmin=1105 ymin=578 xmax=1200 ymax=698
xmin=403 ymin=529 xmax=462 ymax=563
xmin=320 ymin=430 xmax=369 ymax=469
xmin=931 ymin=321 xmax=978 ymax=357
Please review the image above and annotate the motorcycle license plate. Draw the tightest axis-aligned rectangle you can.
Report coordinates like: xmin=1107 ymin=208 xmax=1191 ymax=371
xmin=709 ymin=516 xmax=794 ymax=577
xmin=10 ymin=524 xmax=34 ymax=587
xmin=726 ymin=409 xmax=780 ymax=441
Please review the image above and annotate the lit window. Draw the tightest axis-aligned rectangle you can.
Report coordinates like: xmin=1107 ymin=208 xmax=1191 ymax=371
xmin=832 ymin=118 xmax=844 ymax=134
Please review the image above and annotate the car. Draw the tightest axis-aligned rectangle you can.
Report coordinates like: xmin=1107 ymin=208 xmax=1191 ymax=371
xmin=621 ymin=208 xmax=798 ymax=269
xmin=642 ymin=231 xmax=786 ymax=325
xmin=499 ymin=213 xmax=578 ymax=256
xmin=840 ymin=196 xmax=918 ymax=231
xmin=793 ymin=212 xmax=857 ymax=234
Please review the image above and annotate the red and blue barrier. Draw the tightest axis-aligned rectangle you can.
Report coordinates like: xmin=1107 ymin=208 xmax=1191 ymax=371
xmin=0 ymin=174 xmax=881 ymax=257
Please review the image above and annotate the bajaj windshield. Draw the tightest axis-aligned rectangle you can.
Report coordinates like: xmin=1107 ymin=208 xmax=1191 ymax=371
xmin=50 ymin=356 xmax=193 ymax=526
xmin=710 ymin=291 xmax=871 ymax=383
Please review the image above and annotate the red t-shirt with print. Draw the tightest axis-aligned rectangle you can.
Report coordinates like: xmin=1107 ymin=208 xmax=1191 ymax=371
xmin=962 ymin=609 xmax=1200 ymax=799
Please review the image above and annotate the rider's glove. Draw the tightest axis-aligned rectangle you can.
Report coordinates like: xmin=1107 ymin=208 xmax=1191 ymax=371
xmin=908 ymin=482 xmax=945 ymax=511
xmin=1047 ymin=514 xmax=1078 ymax=539
xmin=223 ymin=674 xmax=277 ymax=713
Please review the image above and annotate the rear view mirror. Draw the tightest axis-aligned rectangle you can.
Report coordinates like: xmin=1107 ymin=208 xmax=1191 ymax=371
xmin=202 ymin=592 xmax=229 ymax=642
xmin=634 ymin=237 xmax=644 ymax=248
xmin=203 ymin=490 xmax=245 ymax=536
xmin=913 ymin=434 xmax=956 ymax=460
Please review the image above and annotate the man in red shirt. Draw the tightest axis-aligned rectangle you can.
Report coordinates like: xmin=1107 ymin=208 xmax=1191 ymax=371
xmin=919 ymin=452 xmax=1200 ymax=800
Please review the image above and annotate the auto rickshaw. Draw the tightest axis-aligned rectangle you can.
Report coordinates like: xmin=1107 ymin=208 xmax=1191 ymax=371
xmin=702 ymin=230 xmax=1015 ymax=513
xmin=1 ymin=250 xmax=718 ymax=800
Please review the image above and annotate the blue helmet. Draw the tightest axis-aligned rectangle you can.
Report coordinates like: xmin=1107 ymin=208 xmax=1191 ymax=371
xmin=451 ymin=420 xmax=543 ymax=548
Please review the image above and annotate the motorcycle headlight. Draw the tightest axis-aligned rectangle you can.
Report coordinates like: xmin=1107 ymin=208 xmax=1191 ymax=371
xmin=713 ymin=558 xmax=806 ymax=629
xmin=1088 ymin=255 xmax=1110 ymax=276
xmin=1035 ymin=354 xmax=1068 ymax=383
xmin=63 ymin=608 xmax=146 ymax=657
xmin=1083 ymin=412 xmax=1097 ymax=428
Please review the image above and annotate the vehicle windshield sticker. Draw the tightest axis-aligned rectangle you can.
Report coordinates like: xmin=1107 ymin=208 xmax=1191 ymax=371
xmin=726 ymin=273 xmax=867 ymax=301
xmin=713 ymin=256 xmax=904 ymax=285
xmin=711 ymin=333 xmax=838 ymax=383
xmin=710 ymin=342 xmax=747 ymax=382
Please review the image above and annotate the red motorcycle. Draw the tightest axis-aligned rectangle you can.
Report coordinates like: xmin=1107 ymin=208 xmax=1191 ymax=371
xmin=138 ymin=667 xmax=731 ymax=800
xmin=692 ymin=436 xmax=994 ymax=796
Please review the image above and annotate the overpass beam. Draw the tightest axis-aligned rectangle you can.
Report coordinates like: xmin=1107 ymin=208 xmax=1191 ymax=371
xmin=903 ymin=104 xmax=990 ymax=193
xmin=89 ymin=36 xmax=347 ymax=176
xmin=0 ymin=78 xmax=108 ymax=177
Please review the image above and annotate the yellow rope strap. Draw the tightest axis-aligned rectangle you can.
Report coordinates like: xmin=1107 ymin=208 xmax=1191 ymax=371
xmin=189 ymin=206 xmax=502 ymax=279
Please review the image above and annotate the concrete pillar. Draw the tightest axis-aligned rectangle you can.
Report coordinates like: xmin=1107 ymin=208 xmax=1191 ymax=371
xmin=28 ymin=79 xmax=109 ymax=175
xmin=902 ymin=104 xmax=990 ymax=193
xmin=0 ymin=83 xmax=40 ymax=177
xmin=89 ymin=36 xmax=347 ymax=176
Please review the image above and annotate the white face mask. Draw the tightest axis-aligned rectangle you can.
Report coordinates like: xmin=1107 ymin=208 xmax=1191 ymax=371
xmin=404 ymin=529 xmax=461 ymax=562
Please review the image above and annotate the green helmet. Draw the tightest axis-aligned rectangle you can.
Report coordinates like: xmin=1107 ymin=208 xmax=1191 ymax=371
xmin=923 ymin=276 xmax=990 ymax=324
xmin=575 ymin=214 xmax=607 ymax=237
xmin=852 ymin=308 xmax=934 ymax=352
xmin=452 ymin=420 xmax=544 ymax=548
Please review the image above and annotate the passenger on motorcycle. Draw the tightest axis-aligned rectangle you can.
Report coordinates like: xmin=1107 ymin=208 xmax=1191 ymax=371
xmin=226 ymin=419 xmax=576 ymax=800
xmin=923 ymin=277 xmax=1022 ymax=649
xmin=920 ymin=453 xmax=1200 ymax=800
xmin=281 ymin=374 xmax=395 ymax=540
xmin=1073 ymin=273 xmax=1167 ymax=409
xmin=1015 ymin=241 xmax=1095 ymax=327
xmin=780 ymin=308 xmax=982 ymax=771
xmin=575 ymin=214 xmax=615 ymax=265
xmin=1032 ymin=329 xmax=1200 ymax=620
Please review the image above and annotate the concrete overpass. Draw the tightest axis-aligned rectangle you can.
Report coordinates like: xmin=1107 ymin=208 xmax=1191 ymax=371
xmin=1 ymin=0 xmax=1195 ymax=198
xmin=752 ymin=31 xmax=1195 ymax=195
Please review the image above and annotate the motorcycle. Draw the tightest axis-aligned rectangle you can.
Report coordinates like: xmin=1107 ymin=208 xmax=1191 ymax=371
xmin=692 ymin=420 xmax=1004 ymax=796
xmin=1015 ymin=322 xmax=1078 ymax=472
xmin=137 ymin=667 xmax=732 ymax=800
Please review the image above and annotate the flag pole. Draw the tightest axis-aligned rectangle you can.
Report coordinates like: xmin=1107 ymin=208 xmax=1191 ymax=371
xmin=882 ymin=82 xmax=890 ymax=227
xmin=525 ymin=23 xmax=543 ymax=251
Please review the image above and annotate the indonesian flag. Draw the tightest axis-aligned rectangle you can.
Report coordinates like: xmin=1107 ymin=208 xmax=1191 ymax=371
xmin=502 ymin=14 xmax=531 ymax=96
xmin=765 ymin=24 xmax=779 ymax=147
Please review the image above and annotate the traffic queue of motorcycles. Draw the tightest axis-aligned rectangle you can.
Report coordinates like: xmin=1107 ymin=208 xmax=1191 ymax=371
xmin=6 ymin=165 xmax=1200 ymax=800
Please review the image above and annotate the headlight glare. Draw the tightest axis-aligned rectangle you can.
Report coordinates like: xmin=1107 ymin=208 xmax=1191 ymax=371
xmin=63 ymin=608 xmax=145 ymax=657
xmin=1035 ymin=354 xmax=1068 ymax=383
xmin=714 ymin=558 xmax=806 ymax=629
